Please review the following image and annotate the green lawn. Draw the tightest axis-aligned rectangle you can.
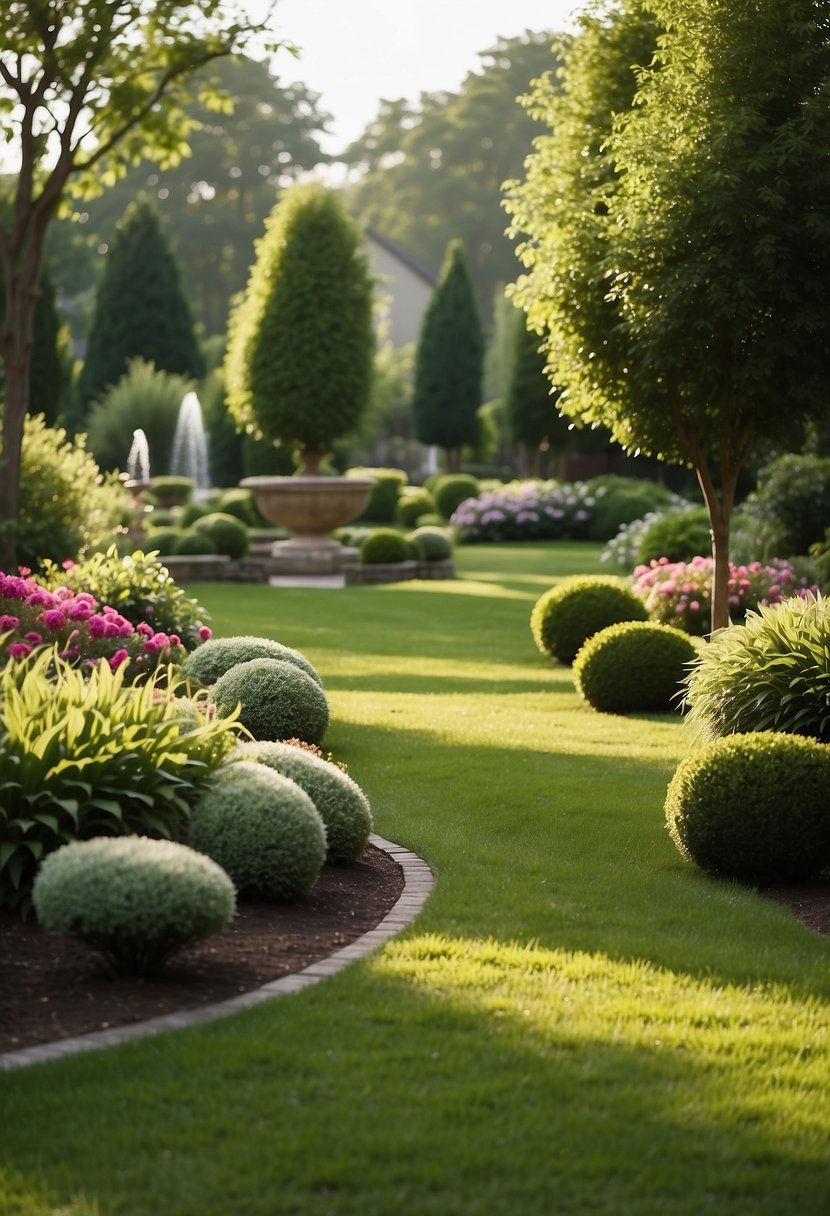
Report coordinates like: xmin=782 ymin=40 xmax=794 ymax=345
xmin=2 ymin=542 xmax=829 ymax=1216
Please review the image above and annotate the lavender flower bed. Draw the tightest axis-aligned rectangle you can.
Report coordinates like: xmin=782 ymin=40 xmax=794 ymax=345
xmin=450 ymin=480 xmax=596 ymax=542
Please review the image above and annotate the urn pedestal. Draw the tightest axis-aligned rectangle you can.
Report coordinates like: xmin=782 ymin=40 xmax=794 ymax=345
xmin=240 ymin=475 xmax=375 ymax=575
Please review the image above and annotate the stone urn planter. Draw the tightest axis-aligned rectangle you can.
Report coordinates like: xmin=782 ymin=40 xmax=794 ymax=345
xmin=241 ymin=475 xmax=375 ymax=574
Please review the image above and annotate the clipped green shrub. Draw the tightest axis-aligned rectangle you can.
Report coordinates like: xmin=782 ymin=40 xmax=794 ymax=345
xmin=239 ymin=740 xmax=372 ymax=864
xmin=665 ymin=732 xmax=830 ymax=883
xmin=635 ymin=507 xmax=712 ymax=565
xmin=587 ymin=476 xmax=675 ymax=542
xmin=211 ymin=658 xmax=329 ymax=744
xmin=573 ymin=621 xmax=699 ymax=714
xmin=416 ymin=513 xmax=446 ymax=528
xmin=182 ymin=634 xmax=323 ymax=689
xmin=179 ymin=501 xmax=211 ymax=528
xmin=360 ymin=529 xmax=409 ymax=565
xmin=683 ymin=593 xmax=830 ymax=742
xmin=531 ymin=575 xmax=649 ymax=666
xmin=347 ymin=467 xmax=407 ymax=522
xmin=194 ymin=512 xmax=250 ymax=559
xmin=41 ymin=544 xmax=213 ymax=650
xmin=432 ymin=473 xmax=480 ymax=521
xmin=0 ymin=651 xmax=240 ymax=914
xmin=396 ymin=487 xmax=436 ymax=528
xmin=145 ymin=526 xmax=186 ymax=556
xmin=189 ymin=761 xmax=326 ymax=899
xmin=174 ymin=530 xmax=218 ymax=556
xmin=150 ymin=475 xmax=194 ymax=506
xmin=33 ymin=837 xmax=236 ymax=976
xmin=404 ymin=537 xmax=423 ymax=561
xmin=408 ymin=526 xmax=453 ymax=562
xmin=740 ymin=453 xmax=830 ymax=559
xmin=147 ymin=508 xmax=176 ymax=528
xmin=217 ymin=488 xmax=262 ymax=527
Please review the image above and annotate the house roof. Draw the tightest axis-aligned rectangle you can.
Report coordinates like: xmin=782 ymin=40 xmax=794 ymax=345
xmin=366 ymin=228 xmax=438 ymax=287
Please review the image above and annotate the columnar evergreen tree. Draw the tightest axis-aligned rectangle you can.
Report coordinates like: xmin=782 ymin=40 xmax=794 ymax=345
xmin=412 ymin=240 xmax=484 ymax=471
xmin=506 ymin=0 xmax=830 ymax=630
xmin=78 ymin=199 xmax=204 ymax=409
xmin=505 ymin=321 xmax=561 ymax=478
xmin=224 ymin=182 xmax=375 ymax=471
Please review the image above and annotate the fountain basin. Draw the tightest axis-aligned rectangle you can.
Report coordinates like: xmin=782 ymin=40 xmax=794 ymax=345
xmin=240 ymin=475 xmax=375 ymax=575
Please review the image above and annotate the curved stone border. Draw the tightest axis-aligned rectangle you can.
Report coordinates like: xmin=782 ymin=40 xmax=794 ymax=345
xmin=0 ymin=834 xmax=432 ymax=1072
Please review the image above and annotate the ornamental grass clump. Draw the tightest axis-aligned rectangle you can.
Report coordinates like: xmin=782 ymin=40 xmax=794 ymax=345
xmin=573 ymin=621 xmax=699 ymax=715
xmin=0 ymin=649 xmax=240 ymax=914
xmin=33 ymin=837 xmax=236 ymax=977
xmin=632 ymin=556 xmax=817 ymax=636
xmin=683 ymin=593 xmax=830 ymax=742
xmin=189 ymin=761 xmax=326 ymax=899
xmin=182 ymin=634 xmax=323 ymax=689
xmin=210 ymin=657 xmax=329 ymax=744
xmin=665 ymin=731 xmax=830 ymax=884
xmin=451 ymin=479 xmax=595 ymax=542
xmin=239 ymin=740 xmax=373 ymax=864
xmin=531 ymin=575 xmax=648 ymax=666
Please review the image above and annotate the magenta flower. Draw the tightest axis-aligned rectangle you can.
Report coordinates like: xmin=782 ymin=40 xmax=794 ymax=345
xmin=0 ymin=614 xmax=20 ymax=630
xmin=41 ymin=607 xmax=68 ymax=630
xmin=199 ymin=626 xmax=212 ymax=640
xmin=109 ymin=648 xmax=130 ymax=670
xmin=24 ymin=631 xmax=43 ymax=645
xmin=8 ymin=642 xmax=33 ymax=659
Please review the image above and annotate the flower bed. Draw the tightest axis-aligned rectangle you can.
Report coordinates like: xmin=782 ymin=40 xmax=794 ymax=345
xmin=450 ymin=479 xmax=595 ymax=542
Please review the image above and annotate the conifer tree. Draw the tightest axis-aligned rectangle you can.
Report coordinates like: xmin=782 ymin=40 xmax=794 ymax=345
xmin=78 ymin=199 xmax=204 ymax=409
xmin=412 ymin=240 xmax=483 ymax=471
xmin=505 ymin=320 xmax=562 ymax=477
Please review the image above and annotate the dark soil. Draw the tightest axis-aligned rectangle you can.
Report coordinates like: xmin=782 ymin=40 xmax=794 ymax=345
xmin=0 ymin=842 xmax=404 ymax=1055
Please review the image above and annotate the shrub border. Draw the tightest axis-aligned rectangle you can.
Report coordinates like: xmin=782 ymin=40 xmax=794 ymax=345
xmin=0 ymin=834 xmax=433 ymax=1071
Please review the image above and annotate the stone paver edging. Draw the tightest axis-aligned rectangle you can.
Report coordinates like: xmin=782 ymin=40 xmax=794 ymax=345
xmin=1 ymin=833 xmax=432 ymax=1072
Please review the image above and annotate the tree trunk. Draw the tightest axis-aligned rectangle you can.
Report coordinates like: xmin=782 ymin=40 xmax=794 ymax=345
xmin=694 ymin=457 xmax=739 ymax=635
xmin=0 ymin=274 xmax=39 ymax=572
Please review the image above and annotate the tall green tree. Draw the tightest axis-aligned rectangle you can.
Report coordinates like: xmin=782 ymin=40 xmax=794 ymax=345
xmin=0 ymin=0 xmax=282 ymax=570
xmin=0 ymin=263 xmax=69 ymax=425
xmin=505 ymin=320 xmax=562 ymax=478
xmin=412 ymin=240 xmax=484 ymax=471
xmin=224 ymin=182 xmax=375 ymax=472
xmin=506 ymin=0 xmax=830 ymax=630
xmin=78 ymin=199 xmax=204 ymax=410
xmin=344 ymin=31 xmax=562 ymax=322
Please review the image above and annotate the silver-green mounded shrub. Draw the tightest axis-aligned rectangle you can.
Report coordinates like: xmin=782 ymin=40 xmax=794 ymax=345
xmin=530 ymin=575 xmax=648 ymax=666
xmin=239 ymin=740 xmax=373 ymax=864
xmin=33 ymin=836 xmax=236 ymax=976
xmin=189 ymin=761 xmax=326 ymax=899
xmin=183 ymin=634 xmax=323 ymax=689
xmin=574 ymin=621 xmax=699 ymax=714
xmin=665 ymin=732 xmax=830 ymax=883
xmin=210 ymin=658 xmax=329 ymax=744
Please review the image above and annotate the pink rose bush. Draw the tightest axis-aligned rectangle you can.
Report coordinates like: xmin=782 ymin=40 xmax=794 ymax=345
xmin=450 ymin=480 xmax=595 ymax=542
xmin=0 ymin=569 xmax=193 ymax=679
xmin=632 ymin=556 xmax=818 ymax=635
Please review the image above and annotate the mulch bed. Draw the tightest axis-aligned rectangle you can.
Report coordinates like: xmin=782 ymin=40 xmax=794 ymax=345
xmin=0 ymin=841 xmax=404 ymax=1055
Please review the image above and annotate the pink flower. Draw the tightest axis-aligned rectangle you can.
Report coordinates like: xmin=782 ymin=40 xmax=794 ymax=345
xmin=169 ymin=633 xmax=181 ymax=647
xmin=109 ymin=648 xmax=130 ymax=670
xmin=87 ymin=615 xmax=108 ymax=638
xmin=61 ymin=560 xmax=76 ymax=571
xmin=690 ymin=601 xmax=701 ymax=612
xmin=136 ymin=621 xmax=154 ymax=637
xmin=25 ymin=589 xmax=56 ymax=609
xmin=24 ymin=631 xmax=43 ymax=645
xmin=0 ymin=614 xmax=20 ymax=630
xmin=68 ymin=600 xmax=94 ymax=622
xmin=199 ymin=626 xmax=212 ymax=640
xmin=41 ymin=607 xmax=68 ymax=630
xmin=8 ymin=642 xmax=32 ymax=659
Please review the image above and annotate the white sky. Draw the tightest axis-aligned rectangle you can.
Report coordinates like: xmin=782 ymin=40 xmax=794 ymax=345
xmin=267 ymin=0 xmax=582 ymax=156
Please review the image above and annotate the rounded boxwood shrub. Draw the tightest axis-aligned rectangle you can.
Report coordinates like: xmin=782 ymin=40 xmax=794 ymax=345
xmin=665 ymin=731 xmax=830 ymax=883
xmin=359 ymin=528 xmax=409 ymax=565
xmin=194 ymin=511 xmax=250 ymax=559
xmin=189 ymin=761 xmax=326 ymax=899
xmin=573 ymin=621 xmax=699 ymax=714
xmin=182 ymin=634 xmax=323 ymax=689
xmin=32 ymin=836 xmax=236 ymax=976
xmin=179 ymin=500 xmax=211 ymax=528
xmin=684 ymin=594 xmax=830 ymax=742
xmin=239 ymin=740 xmax=373 ymax=864
xmin=433 ymin=473 xmax=480 ymax=521
xmin=174 ymin=529 xmax=218 ymax=556
xmin=210 ymin=658 xmax=329 ymax=744
xmin=407 ymin=526 xmax=452 ymax=562
xmin=531 ymin=575 xmax=649 ymax=665
xmin=635 ymin=507 xmax=712 ymax=565
xmin=145 ymin=525 xmax=186 ymax=556
xmin=346 ymin=467 xmax=407 ymax=522
xmin=150 ymin=475 xmax=194 ymax=506
xmin=396 ymin=487 xmax=436 ymax=527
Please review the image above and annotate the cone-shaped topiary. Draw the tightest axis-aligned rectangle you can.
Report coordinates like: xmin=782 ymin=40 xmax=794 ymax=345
xmin=210 ymin=658 xmax=329 ymax=744
xmin=239 ymin=740 xmax=373 ymax=864
xmin=573 ymin=620 xmax=699 ymax=714
xmin=189 ymin=761 xmax=326 ymax=899
xmin=33 ymin=837 xmax=236 ymax=977
xmin=665 ymin=731 xmax=830 ymax=883
xmin=183 ymin=635 xmax=323 ymax=689
xmin=224 ymin=182 xmax=375 ymax=468
xmin=531 ymin=575 xmax=649 ymax=665
xmin=359 ymin=529 xmax=409 ymax=565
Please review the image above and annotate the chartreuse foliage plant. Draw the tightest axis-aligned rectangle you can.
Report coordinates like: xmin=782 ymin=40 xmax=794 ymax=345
xmin=531 ymin=574 xmax=648 ymax=665
xmin=665 ymin=731 xmax=830 ymax=883
xmin=189 ymin=761 xmax=326 ymax=899
xmin=683 ymin=593 xmax=830 ymax=742
xmin=33 ymin=837 xmax=235 ymax=976
xmin=2 ymin=544 xmax=829 ymax=1216
xmin=573 ymin=620 xmax=698 ymax=715
xmin=0 ymin=649 xmax=240 ymax=913
xmin=239 ymin=739 xmax=372 ymax=864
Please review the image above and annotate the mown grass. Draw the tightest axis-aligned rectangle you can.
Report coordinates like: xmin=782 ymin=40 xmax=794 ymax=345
xmin=1 ymin=542 xmax=828 ymax=1216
